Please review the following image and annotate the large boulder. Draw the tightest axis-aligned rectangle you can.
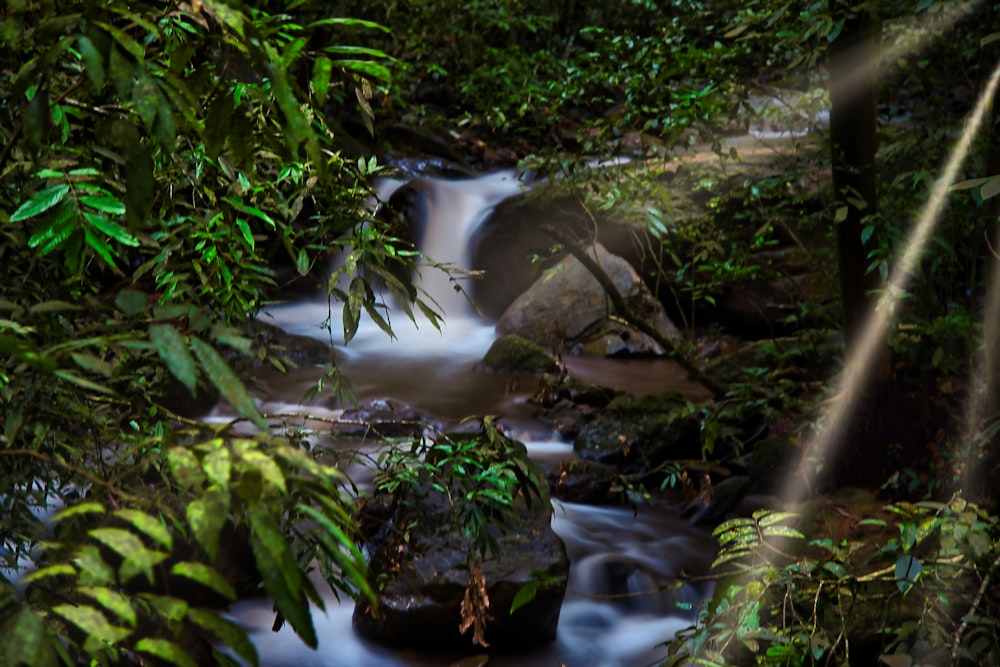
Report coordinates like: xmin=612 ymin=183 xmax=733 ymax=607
xmin=495 ymin=244 xmax=680 ymax=357
xmin=573 ymin=390 xmax=702 ymax=473
xmin=478 ymin=334 xmax=560 ymax=374
xmin=353 ymin=434 xmax=569 ymax=653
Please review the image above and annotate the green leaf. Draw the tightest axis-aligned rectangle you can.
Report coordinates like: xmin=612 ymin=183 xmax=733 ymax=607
xmin=149 ymin=323 xmax=197 ymax=395
xmin=50 ymin=501 xmax=107 ymax=523
xmin=19 ymin=563 xmax=77 ymax=585
xmin=185 ymin=486 xmax=230 ymax=561
xmin=84 ymin=226 xmax=120 ymax=270
xmin=754 ymin=511 xmax=800 ymax=528
xmin=83 ymin=211 xmax=139 ymax=246
xmin=73 ymin=544 xmax=116 ymax=586
xmin=235 ymin=218 xmax=255 ymax=250
xmin=311 ymin=56 xmax=332 ymax=107
xmin=0 ymin=605 xmax=60 ymax=667
xmin=295 ymin=248 xmax=309 ymax=275
xmin=510 ymin=580 xmax=540 ymax=614
xmin=239 ymin=449 xmax=287 ymax=494
xmin=78 ymin=586 xmax=137 ymax=627
xmin=134 ymin=638 xmax=198 ymax=667
xmin=171 ymin=562 xmax=236 ymax=601
xmin=168 ymin=447 xmax=206 ymax=489
xmin=76 ymin=35 xmax=106 ymax=88
xmin=71 ymin=352 xmax=113 ymax=377
xmin=52 ymin=604 xmax=131 ymax=648
xmin=88 ymin=527 xmax=168 ymax=584
xmin=114 ymin=509 xmax=173 ymax=549
xmin=894 ymin=554 xmax=923 ymax=593
xmin=26 ymin=200 xmax=75 ymax=252
xmin=115 ymin=289 xmax=148 ymax=316
xmin=79 ymin=195 xmax=127 ymax=216
xmin=11 ymin=184 xmax=69 ymax=222
xmin=186 ymin=608 xmax=259 ymax=667
xmin=190 ymin=336 xmax=268 ymax=432
xmin=248 ymin=502 xmax=317 ymax=647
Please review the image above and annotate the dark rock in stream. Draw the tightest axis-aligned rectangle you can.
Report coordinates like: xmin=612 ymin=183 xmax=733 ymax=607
xmin=573 ymin=390 xmax=702 ymax=473
xmin=478 ymin=334 xmax=559 ymax=374
xmin=354 ymin=435 xmax=569 ymax=653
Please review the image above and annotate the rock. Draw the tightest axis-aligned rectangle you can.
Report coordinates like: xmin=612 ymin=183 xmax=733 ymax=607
xmin=354 ymin=432 xmax=569 ymax=652
xmin=495 ymin=244 xmax=680 ymax=357
xmin=573 ymin=391 xmax=701 ymax=474
xmin=336 ymin=398 xmax=430 ymax=439
xmin=548 ymin=459 xmax=622 ymax=504
xmin=478 ymin=334 xmax=559 ymax=374
xmin=689 ymin=475 xmax=755 ymax=525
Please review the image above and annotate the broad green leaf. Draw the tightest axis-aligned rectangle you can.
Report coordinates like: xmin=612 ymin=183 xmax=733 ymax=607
xmin=295 ymin=248 xmax=309 ymax=275
xmin=894 ymin=554 xmax=923 ymax=593
xmin=239 ymin=449 xmax=287 ymax=494
xmin=224 ymin=197 xmax=277 ymax=229
xmin=0 ymin=606 xmax=60 ymax=667
xmin=149 ymin=323 xmax=197 ymax=395
xmin=78 ymin=586 xmax=137 ymax=627
xmin=510 ymin=580 xmax=539 ymax=614
xmin=185 ymin=486 xmax=230 ymax=561
xmin=141 ymin=594 xmax=189 ymax=622
xmin=168 ymin=447 xmax=206 ymax=489
xmin=115 ymin=289 xmax=148 ymax=316
xmin=171 ymin=562 xmax=236 ymax=601
xmin=203 ymin=445 xmax=231 ymax=488
xmin=190 ymin=336 xmax=268 ymax=432
xmin=114 ymin=509 xmax=173 ymax=549
xmin=297 ymin=503 xmax=372 ymax=602
xmin=134 ymin=638 xmax=198 ymax=667
xmin=73 ymin=544 xmax=116 ymax=586
xmin=186 ymin=608 xmax=259 ymax=667
xmin=52 ymin=603 xmax=131 ymax=648
xmin=88 ymin=527 xmax=167 ymax=583
xmin=71 ymin=352 xmax=113 ymax=377
xmin=307 ymin=17 xmax=389 ymax=33
xmin=210 ymin=324 xmax=253 ymax=356
xmin=11 ymin=184 xmax=69 ymax=222
xmin=761 ymin=526 xmax=805 ymax=539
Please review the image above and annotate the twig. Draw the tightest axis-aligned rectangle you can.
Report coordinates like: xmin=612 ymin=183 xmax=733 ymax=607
xmin=0 ymin=449 xmax=143 ymax=505
xmin=951 ymin=549 xmax=1000 ymax=663
xmin=540 ymin=222 xmax=728 ymax=398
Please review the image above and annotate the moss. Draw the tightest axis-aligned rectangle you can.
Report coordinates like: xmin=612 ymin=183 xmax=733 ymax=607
xmin=480 ymin=334 xmax=559 ymax=374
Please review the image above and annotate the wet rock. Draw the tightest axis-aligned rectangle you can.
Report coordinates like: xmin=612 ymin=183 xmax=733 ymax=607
xmin=496 ymin=244 xmax=680 ymax=357
xmin=549 ymin=459 xmax=621 ymax=505
xmin=354 ymin=434 xmax=569 ymax=652
xmin=689 ymin=475 xmax=754 ymax=525
xmin=478 ymin=334 xmax=559 ymax=374
xmin=573 ymin=391 xmax=701 ymax=474
xmin=335 ymin=398 xmax=430 ymax=439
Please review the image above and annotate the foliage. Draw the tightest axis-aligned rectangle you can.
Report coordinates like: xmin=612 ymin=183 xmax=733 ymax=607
xmin=663 ymin=497 xmax=1000 ymax=666
xmin=0 ymin=1 xmax=433 ymax=665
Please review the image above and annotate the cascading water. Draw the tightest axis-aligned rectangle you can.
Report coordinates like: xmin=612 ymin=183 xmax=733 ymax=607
xmin=238 ymin=171 xmax=717 ymax=666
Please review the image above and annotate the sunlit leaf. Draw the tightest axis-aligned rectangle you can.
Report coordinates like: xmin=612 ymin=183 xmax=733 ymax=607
xmin=88 ymin=527 xmax=167 ymax=583
xmin=186 ymin=608 xmax=259 ymax=667
xmin=79 ymin=586 xmax=137 ymax=627
xmin=115 ymin=509 xmax=173 ymax=549
xmin=11 ymin=184 xmax=69 ymax=222
xmin=185 ymin=486 xmax=230 ymax=561
xmin=171 ymin=562 xmax=236 ymax=601
xmin=51 ymin=604 xmax=131 ymax=650
xmin=134 ymin=638 xmax=198 ymax=667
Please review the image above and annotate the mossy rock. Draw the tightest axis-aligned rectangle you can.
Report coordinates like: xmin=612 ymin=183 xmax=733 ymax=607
xmin=479 ymin=334 xmax=559 ymax=374
xmin=574 ymin=390 xmax=702 ymax=473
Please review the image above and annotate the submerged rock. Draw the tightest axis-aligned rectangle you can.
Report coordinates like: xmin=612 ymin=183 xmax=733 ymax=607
xmin=495 ymin=244 xmax=680 ymax=357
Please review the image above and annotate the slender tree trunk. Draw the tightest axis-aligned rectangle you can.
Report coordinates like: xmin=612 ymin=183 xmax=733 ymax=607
xmin=823 ymin=1 xmax=895 ymax=487
xmin=828 ymin=0 xmax=881 ymax=354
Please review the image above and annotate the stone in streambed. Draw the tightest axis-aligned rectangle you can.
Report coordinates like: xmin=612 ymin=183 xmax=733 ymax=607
xmin=478 ymin=334 xmax=559 ymax=374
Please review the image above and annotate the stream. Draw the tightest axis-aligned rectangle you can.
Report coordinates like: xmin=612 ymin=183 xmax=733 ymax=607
xmin=232 ymin=170 xmax=718 ymax=667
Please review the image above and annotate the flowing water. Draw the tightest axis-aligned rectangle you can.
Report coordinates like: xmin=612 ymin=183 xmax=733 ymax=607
xmin=235 ymin=171 xmax=718 ymax=666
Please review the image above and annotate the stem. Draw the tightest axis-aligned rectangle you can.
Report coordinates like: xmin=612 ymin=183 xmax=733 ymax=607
xmin=0 ymin=449 xmax=144 ymax=506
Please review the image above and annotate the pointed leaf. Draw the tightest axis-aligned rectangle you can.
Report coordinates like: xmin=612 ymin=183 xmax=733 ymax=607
xmin=134 ymin=638 xmax=198 ymax=667
xmin=78 ymin=586 xmax=137 ymax=627
xmin=171 ymin=562 xmax=236 ymax=601
xmin=185 ymin=486 xmax=230 ymax=561
xmin=11 ymin=184 xmax=69 ymax=222
xmin=186 ymin=608 xmax=259 ymax=667
xmin=190 ymin=336 xmax=268 ymax=431
xmin=114 ymin=509 xmax=173 ymax=549
xmin=52 ymin=604 xmax=131 ymax=649
xmin=149 ymin=324 xmax=197 ymax=395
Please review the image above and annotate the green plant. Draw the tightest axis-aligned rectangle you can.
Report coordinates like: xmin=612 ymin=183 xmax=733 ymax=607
xmin=663 ymin=497 xmax=1000 ymax=666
